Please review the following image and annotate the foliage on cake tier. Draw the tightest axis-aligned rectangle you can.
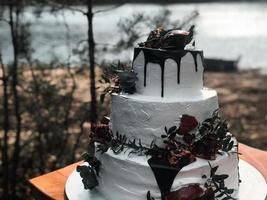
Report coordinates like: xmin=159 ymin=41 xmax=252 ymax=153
xmin=161 ymin=110 xmax=237 ymax=160
xmin=92 ymin=110 xmax=236 ymax=161
xmin=76 ymin=153 xmax=101 ymax=190
xmin=100 ymin=62 xmax=138 ymax=103
xmin=77 ymin=111 xmax=237 ymax=199
xmin=147 ymin=163 xmax=236 ymax=200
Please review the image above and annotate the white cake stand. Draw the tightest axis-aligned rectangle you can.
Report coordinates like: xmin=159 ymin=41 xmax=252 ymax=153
xmin=65 ymin=160 xmax=267 ymax=200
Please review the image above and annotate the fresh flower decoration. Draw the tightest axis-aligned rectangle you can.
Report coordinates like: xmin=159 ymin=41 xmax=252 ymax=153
xmin=178 ymin=114 xmax=199 ymax=135
xmin=148 ymin=163 xmax=236 ymax=200
xmin=167 ymin=150 xmax=196 ymax=168
xmin=77 ymin=165 xmax=99 ymax=190
xmin=139 ymin=27 xmax=166 ymax=49
xmin=100 ymin=62 xmax=138 ymax=103
xmin=118 ymin=71 xmax=138 ymax=94
xmin=91 ymin=118 xmax=112 ymax=145
xmin=76 ymin=152 xmax=102 ymax=190
xmin=139 ymin=25 xmax=194 ymax=50
xmin=79 ymin=110 xmax=236 ymax=200
xmin=164 ymin=184 xmax=209 ymax=200
xmin=92 ymin=110 xmax=236 ymax=162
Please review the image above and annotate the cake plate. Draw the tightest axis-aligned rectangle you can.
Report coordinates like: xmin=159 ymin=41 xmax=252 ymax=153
xmin=65 ymin=160 xmax=267 ymax=200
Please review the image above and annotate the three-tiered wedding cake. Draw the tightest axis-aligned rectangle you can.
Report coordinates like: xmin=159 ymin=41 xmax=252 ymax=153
xmin=78 ymin=27 xmax=239 ymax=200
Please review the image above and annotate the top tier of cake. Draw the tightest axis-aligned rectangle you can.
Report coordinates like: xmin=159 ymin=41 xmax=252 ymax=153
xmin=133 ymin=47 xmax=204 ymax=98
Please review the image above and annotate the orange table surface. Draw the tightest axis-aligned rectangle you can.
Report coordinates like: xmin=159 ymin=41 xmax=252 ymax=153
xmin=28 ymin=144 xmax=267 ymax=200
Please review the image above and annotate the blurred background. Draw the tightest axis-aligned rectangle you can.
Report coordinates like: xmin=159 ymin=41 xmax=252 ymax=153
xmin=0 ymin=0 xmax=267 ymax=199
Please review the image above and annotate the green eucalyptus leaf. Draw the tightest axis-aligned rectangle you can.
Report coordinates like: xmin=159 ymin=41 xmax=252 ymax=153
xmin=167 ymin=126 xmax=177 ymax=135
xmin=211 ymin=166 xmax=219 ymax=176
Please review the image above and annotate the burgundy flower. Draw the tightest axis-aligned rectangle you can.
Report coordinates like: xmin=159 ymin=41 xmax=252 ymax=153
xmin=161 ymin=30 xmax=190 ymax=50
xmin=167 ymin=151 xmax=179 ymax=167
xmin=91 ymin=121 xmax=111 ymax=143
xmin=198 ymin=187 xmax=215 ymax=200
xmin=191 ymin=134 xmax=218 ymax=160
xmin=178 ymin=115 xmax=198 ymax=135
xmin=183 ymin=134 xmax=196 ymax=144
xmin=165 ymin=184 xmax=204 ymax=200
xmin=100 ymin=116 xmax=110 ymax=125
xmin=141 ymin=27 xmax=166 ymax=48
xmin=167 ymin=150 xmax=196 ymax=168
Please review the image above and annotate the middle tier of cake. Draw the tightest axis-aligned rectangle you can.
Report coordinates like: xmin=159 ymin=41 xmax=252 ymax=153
xmin=110 ymin=88 xmax=218 ymax=147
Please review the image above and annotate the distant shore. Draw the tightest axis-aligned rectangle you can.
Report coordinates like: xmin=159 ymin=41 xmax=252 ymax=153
xmin=1 ymin=0 xmax=262 ymax=6
xmin=92 ymin=0 xmax=266 ymax=5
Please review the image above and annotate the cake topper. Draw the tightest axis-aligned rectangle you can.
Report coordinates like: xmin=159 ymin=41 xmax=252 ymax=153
xmin=139 ymin=25 xmax=195 ymax=50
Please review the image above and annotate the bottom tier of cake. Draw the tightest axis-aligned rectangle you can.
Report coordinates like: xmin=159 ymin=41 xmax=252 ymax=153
xmin=96 ymin=149 xmax=239 ymax=200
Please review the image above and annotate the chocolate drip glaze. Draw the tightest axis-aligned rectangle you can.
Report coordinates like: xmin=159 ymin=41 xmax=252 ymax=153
xmin=133 ymin=48 xmax=142 ymax=64
xmin=176 ymin=58 xmax=181 ymax=84
xmin=133 ymin=48 xmax=203 ymax=97
xmin=190 ymin=51 xmax=199 ymax=72
xmin=160 ymin=65 xmax=165 ymax=97
xmin=148 ymin=157 xmax=181 ymax=200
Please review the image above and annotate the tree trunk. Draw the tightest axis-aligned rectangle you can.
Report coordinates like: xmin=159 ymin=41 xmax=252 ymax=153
xmin=0 ymin=54 xmax=10 ymax=199
xmin=86 ymin=0 xmax=97 ymax=124
xmin=9 ymin=2 xmax=22 ymax=197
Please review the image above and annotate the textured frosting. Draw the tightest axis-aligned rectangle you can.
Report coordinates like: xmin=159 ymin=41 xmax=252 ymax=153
xmin=133 ymin=48 xmax=204 ymax=98
xmin=96 ymin=149 xmax=239 ymax=200
xmin=110 ymin=88 xmax=218 ymax=147
xmin=93 ymin=45 xmax=240 ymax=200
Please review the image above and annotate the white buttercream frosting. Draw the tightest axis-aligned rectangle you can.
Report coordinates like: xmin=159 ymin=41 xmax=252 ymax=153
xmin=133 ymin=49 xmax=204 ymax=98
xmin=111 ymin=88 xmax=218 ymax=147
xmin=96 ymin=150 xmax=239 ymax=200
xmin=93 ymin=46 xmax=239 ymax=200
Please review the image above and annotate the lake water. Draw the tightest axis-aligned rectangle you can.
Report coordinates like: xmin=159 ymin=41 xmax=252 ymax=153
xmin=0 ymin=2 xmax=267 ymax=72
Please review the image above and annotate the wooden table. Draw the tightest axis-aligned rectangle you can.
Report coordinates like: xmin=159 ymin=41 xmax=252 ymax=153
xmin=29 ymin=144 xmax=267 ymax=200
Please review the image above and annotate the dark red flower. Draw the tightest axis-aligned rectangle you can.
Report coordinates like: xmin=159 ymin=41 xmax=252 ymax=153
xmin=100 ymin=116 xmax=110 ymax=125
xmin=198 ymin=187 xmax=215 ymax=200
xmin=91 ymin=122 xmax=111 ymax=143
xmin=165 ymin=184 xmax=204 ymax=200
xmin=183 ymin=134 xmax=196 ymax=144
xmin=191 ymin=134 xmax=218 ymax=160
xmin=167 ymin=150 xmax=196 ymax=168
xmin=178 ymin=115 xmax=198 ymax=135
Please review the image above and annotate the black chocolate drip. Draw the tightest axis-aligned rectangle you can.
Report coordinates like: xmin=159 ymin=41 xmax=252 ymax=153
xmin=160 ymin=65 xmax=165 ymax=97
xmin=148 ymin=157 xmax=182 ymax=200
xmin=175 ymin=58 xmax=181 ymax=84
xmin=142 ymin=49 xmax=167 ymax=97
xmin=133 ymin=48 xmax=142 ymax=63
xmin=133 ymin=48 xmax=202 ymax=97
xmin=190 ymin=51 xmax=199 ymax=72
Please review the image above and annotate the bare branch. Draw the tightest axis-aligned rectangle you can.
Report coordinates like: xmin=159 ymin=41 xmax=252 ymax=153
xmin=93 ymin=4 xmax=124 ymax=15
xmin=44 ymin=0 xmax=87 ymax=15
xmin=177 ymin=10 xmax=199 ymax=29
xmin=95 ymin=42 xmax=116 ymax=47
xmin=77 ymin=39 xmax=87 ymax=46
xmin=0 ymin=17 xmax=10 ymax=24
xmin=68 ymin=6 xmax=87 ymax=15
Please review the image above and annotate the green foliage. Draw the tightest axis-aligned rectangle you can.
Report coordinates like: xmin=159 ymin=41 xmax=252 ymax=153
xmin=99 ymin=62 xmax=137 ymax=103
xmin=207 ymin=163 xmax=237 ymax=200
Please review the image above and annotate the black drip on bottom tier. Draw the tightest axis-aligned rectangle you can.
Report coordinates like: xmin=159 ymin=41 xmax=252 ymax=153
xmin=148 ymin=156 xmax=193 ymax=200
xmin=133 ymin=48 xmax=203 ymax=97
xmin=148 ymin=157 xmax=180 ymax=200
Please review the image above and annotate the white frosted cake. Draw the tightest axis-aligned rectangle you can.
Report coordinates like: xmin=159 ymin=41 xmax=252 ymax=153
xmin=77 ymin=27 xmax=239 ymax=200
